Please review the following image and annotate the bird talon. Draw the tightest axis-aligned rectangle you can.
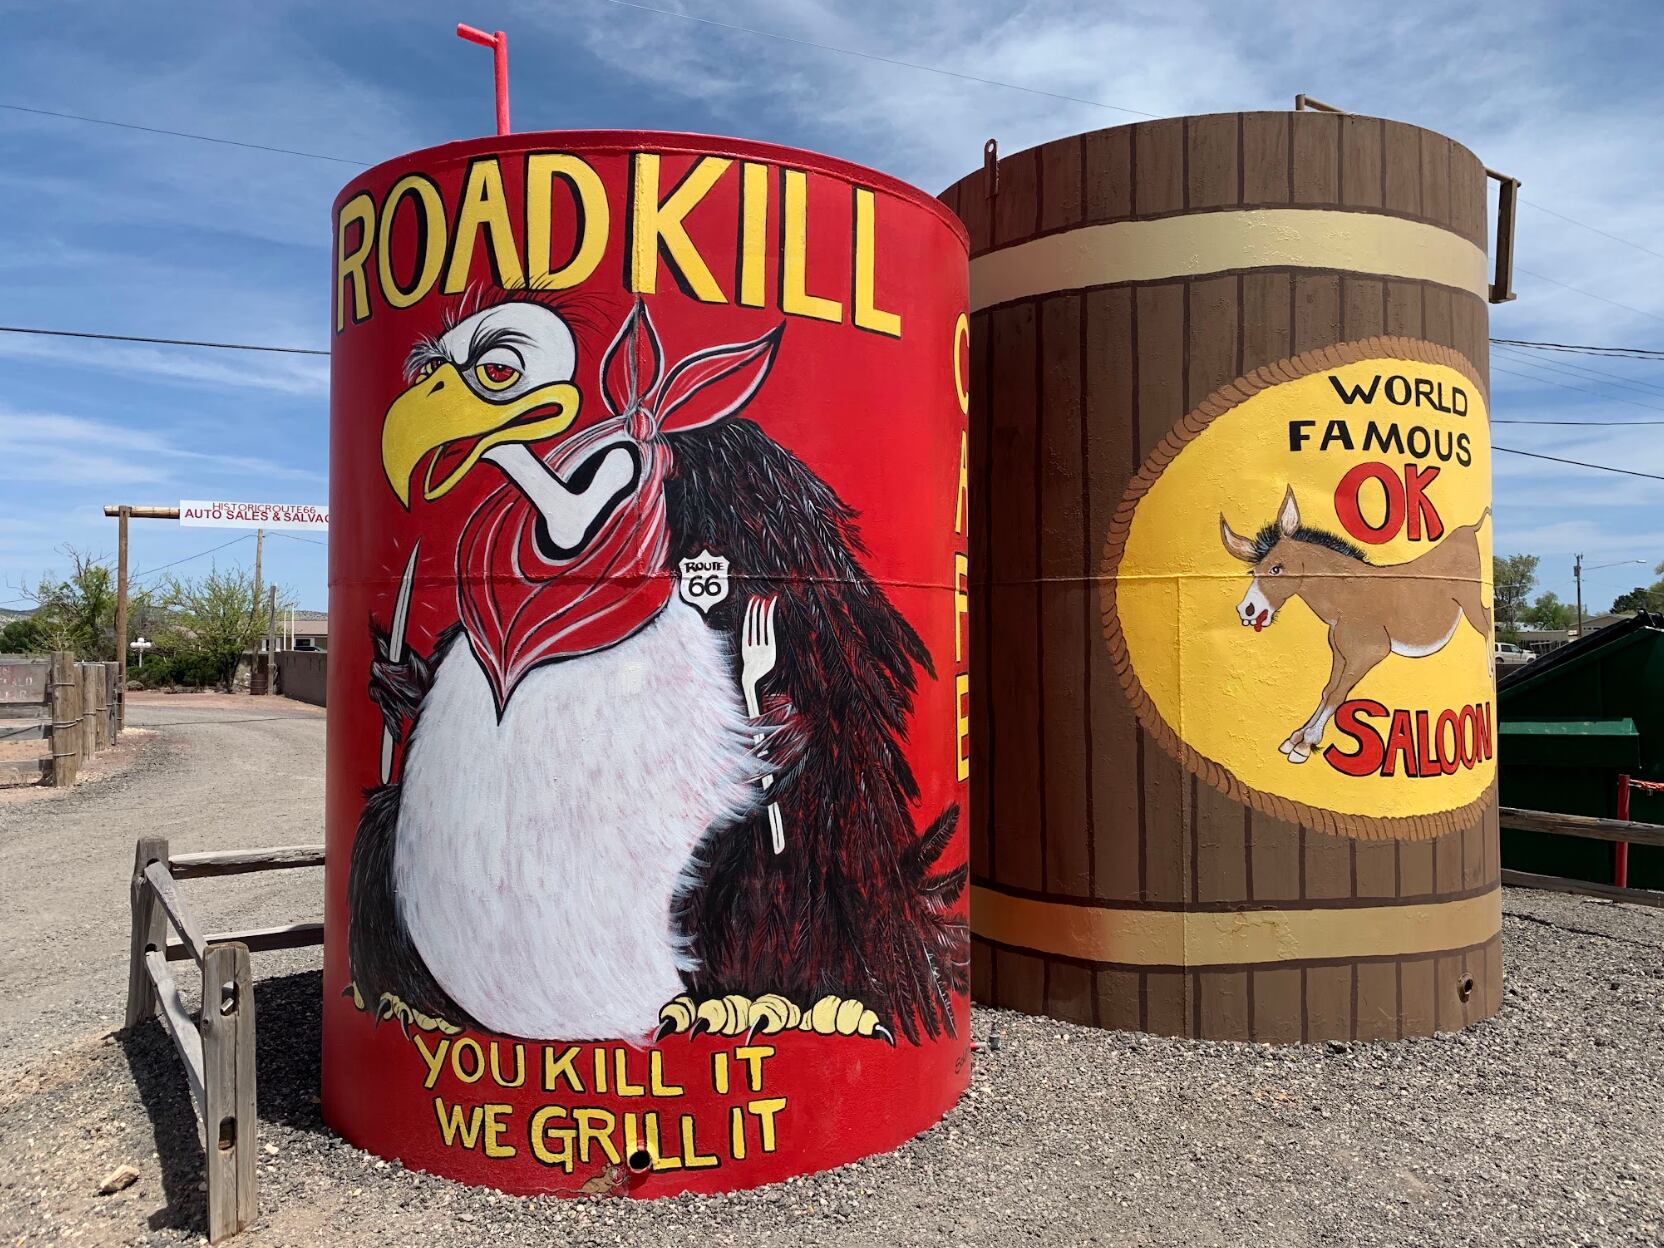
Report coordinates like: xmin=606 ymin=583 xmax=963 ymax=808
xmin=651 ymin=992 xmax=889 ymax=1042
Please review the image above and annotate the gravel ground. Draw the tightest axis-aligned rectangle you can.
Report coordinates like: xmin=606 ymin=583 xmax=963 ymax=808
xmin=1 ymin=694 xmax=1660 ymax=1247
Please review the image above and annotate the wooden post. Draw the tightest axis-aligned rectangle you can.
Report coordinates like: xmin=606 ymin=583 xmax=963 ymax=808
xmin=116 ymin=504 xmax=130 ymax=729
xmin=125 ymin=835 xmax=170 ymax=1027
xmin=92 ymin=663 xmax=108 ymax=751
xmin=49 ymin=651 xmax=78 ymax=787
xmin=79 ymin=664 xmax=96 ymax=760
xmin=106 ymin=663 xmax=119 ymax=742
xmin=201 ymin=943 xmax=257 ymax=1241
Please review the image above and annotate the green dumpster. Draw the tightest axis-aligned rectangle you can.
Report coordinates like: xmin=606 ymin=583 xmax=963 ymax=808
xmin=1498 ymin=612 xmax=1664 ymax=888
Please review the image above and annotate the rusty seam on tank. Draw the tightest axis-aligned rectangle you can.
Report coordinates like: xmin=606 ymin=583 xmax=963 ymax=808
xmin=1100 ymin=335 xmax=1491 ymax=843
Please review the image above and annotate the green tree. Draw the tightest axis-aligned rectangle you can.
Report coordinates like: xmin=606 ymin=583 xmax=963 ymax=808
xmin=24 ymin=547 xmax=130 ymax=659
xmin=157 ymin=566 xmax=292 ymax=692
xmin=1492 ymin=553 xmax=1539 ymax=640
xmin=1522 ymin=590 xmax=1574 ymax=630
xmin=1612 ymin=563 xmax=1664 ymax=614
xmin=0 ymin=615 xmax=45 ymax=654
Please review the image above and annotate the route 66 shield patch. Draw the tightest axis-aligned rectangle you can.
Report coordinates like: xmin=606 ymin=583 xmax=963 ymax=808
xmin=677 ymin=548 xmax=730 ymax=616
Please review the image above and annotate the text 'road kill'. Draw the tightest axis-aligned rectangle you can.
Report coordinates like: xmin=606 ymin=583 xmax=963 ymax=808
xmin=415 ymin=1036 xmax=787 ymax=1174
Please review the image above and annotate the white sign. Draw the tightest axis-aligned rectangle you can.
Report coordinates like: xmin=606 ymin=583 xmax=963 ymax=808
xmin=179 ymin=500 xmax=329 ymax=531
xmin=677 ymin=548 xmax=730 ymax=616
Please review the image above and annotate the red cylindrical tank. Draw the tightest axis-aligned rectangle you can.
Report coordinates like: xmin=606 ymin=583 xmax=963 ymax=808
xmin=324 ymin=132 xmax=970 ymax=1195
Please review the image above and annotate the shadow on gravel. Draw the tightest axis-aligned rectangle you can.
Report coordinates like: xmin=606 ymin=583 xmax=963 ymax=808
xmin=118 ymin=969 xmax=326 ymax=1235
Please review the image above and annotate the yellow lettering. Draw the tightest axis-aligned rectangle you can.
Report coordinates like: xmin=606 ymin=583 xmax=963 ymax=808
xmin=729 ymin=1105 xmax=747 ymax=1161
xmin=443 ymin=157 xmax=525 ymax=293
xmin=575 ymin=1108 xmax=621 ymax=1164
xmin=412 ymin=1034 xmax=449 ymax=1090
xmin=738 ymin=161 xmax=770 ymax=308
xmin=954 ymin=553 xmax=969 ymax=665
xmin=483 ymin=1103 xmax=517 ymax=1158
xmin=953 ymin=312 xmax=971 ymax=414
xmin=780 ymin=169 xmax=842 ymax=323
xmin=955 ymin=429 xmax=969 ymax=533
xmin=526 ymin=153 xmax=608 ymax=290
xmin=433 ymin=1098 xmax=483 ymax=1149
xmin=852 ymin=187 xmax=900 ymax=336
xmin=645 ymin=1113 xmax=680 ymax=1171
xmin=733 ymin=1044 xmax=774 ymax=1093
xmin=956 ymin=673 xmax=971 ymax=782
xmin=649 ymin=1049 xmax=684 ymax=1097
xmin=529 ymin=1105 xmax=573 ymax=1169
xmin=746 ymin=1097 xmax=787 ymax=1152
xmin=629 ymin=152 xmax=730 ymax=302
xmin=613 ymin=1048 xmax=646 ymax=1097
xmin=450 ymin=1036 xmax=484 ymax=1084
xmin=377 ymin=175 xmax=445 ymax=309
xmin=335 ymin=192 xmax=375 ymax=332
xmin=543 ymin=1045 xmax=585 ymax=1093
xmin=488 ymin=1042 xmax=525 ymax=1088
xmin=711 ymin=1051 xmax=730 ymax=1095
xmin=679 ymin=1114 xmax=720 ymax=1169
xmin=593 ymin=1046 xmax=608 ymax=1093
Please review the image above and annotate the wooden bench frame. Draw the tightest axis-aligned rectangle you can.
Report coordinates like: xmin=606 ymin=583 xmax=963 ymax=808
xmin=124 ymin=836 xmax=324 ymax=1241
xmin=1499 ymin=806 xmax=1664 ymax=908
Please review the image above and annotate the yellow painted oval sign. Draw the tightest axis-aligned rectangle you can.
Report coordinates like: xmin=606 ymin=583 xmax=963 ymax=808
xmin=1103 ymin=339 xmax=1495 ymax=840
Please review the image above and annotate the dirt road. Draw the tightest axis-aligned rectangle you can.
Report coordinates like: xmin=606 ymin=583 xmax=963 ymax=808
xmin=0 ymin=693 xmax=326 ymax=1068
xmin=2 ymin=694 xmax=1661 ymax=1247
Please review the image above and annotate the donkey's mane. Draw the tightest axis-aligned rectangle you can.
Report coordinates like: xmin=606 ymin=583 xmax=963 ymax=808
xmin=1252 ymin=521 xmax=1369 ymax=564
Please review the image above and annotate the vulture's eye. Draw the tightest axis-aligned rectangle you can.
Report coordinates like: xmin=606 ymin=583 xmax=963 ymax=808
xmin=476 ymin=360 xmax=521 ymax=391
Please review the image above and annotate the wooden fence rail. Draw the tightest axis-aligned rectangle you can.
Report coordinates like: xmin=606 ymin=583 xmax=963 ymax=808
xmin=0 ymin=653 xmax=119 ymax=787
xmin=1499 ymin=805 xmax=1664 ymax=908
xmin=125 ymin=836 xmax=325 ymax=1242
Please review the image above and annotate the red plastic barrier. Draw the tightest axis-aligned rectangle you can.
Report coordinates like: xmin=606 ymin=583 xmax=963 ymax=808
xmin=324 ymin=132 xmax=970 ymax=1195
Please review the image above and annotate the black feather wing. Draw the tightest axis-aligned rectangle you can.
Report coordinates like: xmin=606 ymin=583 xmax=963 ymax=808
xmin=666 ymin=417 xmax=968 ymax=1043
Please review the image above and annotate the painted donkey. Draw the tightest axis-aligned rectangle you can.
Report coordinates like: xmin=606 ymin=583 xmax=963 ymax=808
xmin=1219 ymin=487 xmax=1492 ymax=764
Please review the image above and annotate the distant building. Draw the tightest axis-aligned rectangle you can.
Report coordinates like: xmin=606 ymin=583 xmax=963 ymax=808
xmin=1517 ymin=611 xmax=1635 ymax=656
xmin=285 ymin=609 xmax=328 ymax=651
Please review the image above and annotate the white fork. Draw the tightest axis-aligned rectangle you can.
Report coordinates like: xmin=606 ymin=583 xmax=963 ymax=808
xmin=740 ymin=594 xmax=786 ymax=855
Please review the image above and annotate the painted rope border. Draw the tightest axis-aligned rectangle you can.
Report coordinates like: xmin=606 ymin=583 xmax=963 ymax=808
xmin=1100 ymin=335 xmax=1493 ymax=843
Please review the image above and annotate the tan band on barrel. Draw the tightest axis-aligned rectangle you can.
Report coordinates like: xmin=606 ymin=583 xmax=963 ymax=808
xmin=969 ymin=208 xmax=1490 ymax=311
xmin=970 ymin=884 xmax=1502 ymax=968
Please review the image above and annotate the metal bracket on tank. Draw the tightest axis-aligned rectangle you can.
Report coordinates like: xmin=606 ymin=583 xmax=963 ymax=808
xmin=984 ymin=139 xmax=999 ymax=198
xmin=1296 ymin=94 xmax=1520 ymax=305
xmin=1485 ymin=168 xmax=1520 ymax=304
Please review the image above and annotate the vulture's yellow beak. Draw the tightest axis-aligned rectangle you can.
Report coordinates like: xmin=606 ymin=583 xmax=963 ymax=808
xmin=380 ymin=363 xmax=581 ymax=506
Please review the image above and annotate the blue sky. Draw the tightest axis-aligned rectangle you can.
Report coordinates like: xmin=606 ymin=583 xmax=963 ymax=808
xmin=3 ymin=0 xmax=1663 ymax=611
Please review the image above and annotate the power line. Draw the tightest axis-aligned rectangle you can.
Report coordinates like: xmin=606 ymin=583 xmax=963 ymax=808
xmin=1494 ymin=445 xmax=1664 ymax=482
xmin=0 ymin=102 xmax=369 ymax=166
xmin=1516 ymin=266 xmax=1664 ymax=325
xmin=1490 ymin=362 xmax=1664 ymax=416
xmin=590 ymin=0 xmax=1156 ymax=119
xmin=131 ymin=535 xmax=254 ymax=582
xmin=0 ymin=324 xmax=328 ymax=356
xmin=268 ymin=531 xmax=326 ymax=547
xmin=1491 ymin=338 xmax=1664 ymax=361
xmin=1492 ymin=345 xmax=1664 ymax=400
xmin=1520 ymin=198 xmax=1664 ymax=266
xmin=1496 ymin=418 xmax=1664 ymax=426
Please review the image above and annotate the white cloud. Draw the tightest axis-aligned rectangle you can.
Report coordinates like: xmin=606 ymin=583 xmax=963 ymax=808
xmin=0 ymin=407 xmax=324 ymax=489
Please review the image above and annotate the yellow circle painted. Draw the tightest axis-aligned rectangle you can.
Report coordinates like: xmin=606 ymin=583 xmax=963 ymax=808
xmin=1116 ymin=356 xmax=1494 ymax=821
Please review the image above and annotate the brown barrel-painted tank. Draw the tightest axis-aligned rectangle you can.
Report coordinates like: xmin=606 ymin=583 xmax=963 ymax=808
xmin=943 ymin=110 xmax=1502 ymax=1042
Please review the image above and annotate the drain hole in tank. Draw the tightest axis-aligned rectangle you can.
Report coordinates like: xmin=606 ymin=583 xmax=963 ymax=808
xmin=1457 ymin=974 xmax=1475 ymax=1002
xmin=626 ymin=1148 xmax=653 ymax=1174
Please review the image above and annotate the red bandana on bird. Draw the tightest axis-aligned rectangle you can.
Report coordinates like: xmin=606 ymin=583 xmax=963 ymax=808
xmin=457 ymin=301 xmax=785 ymax=710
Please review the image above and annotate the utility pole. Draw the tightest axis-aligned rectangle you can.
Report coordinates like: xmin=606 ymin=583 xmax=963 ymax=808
xmin=104 ymin=504 xmax=180 ymax=728
xmin=115 ymin=505 xmax=130 ymax=722
xmin=1574 ymin=553 xmax=1584 ymax=638
xmin=252 ymin=528 xmax=264 ymax=624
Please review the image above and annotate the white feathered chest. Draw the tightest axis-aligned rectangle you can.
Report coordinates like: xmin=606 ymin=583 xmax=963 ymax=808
xmin=393 ymin=596 xmax=758 ymax=1040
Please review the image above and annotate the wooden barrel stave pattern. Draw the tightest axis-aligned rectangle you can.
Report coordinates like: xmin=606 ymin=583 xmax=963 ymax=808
xmin=944 ymin=111 xmax=1503 ymax=1042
